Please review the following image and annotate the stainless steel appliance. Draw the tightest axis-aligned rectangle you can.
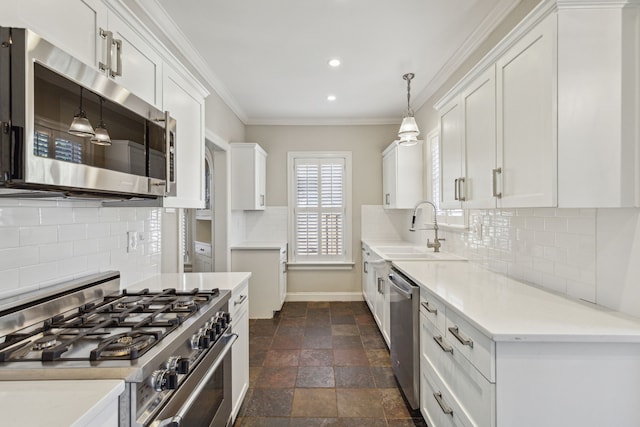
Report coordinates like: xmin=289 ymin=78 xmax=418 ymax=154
xmin=0 ymin=272 xmax=235 ymax=427
xmin=388 ymin=268 xmax=420 ymax=410
xmin=0 ymin=27 xmax=176 ymax=199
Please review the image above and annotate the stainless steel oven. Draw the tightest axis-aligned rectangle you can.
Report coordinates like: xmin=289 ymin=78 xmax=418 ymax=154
xmin=150 ymin=332 xmax=237 ymax=427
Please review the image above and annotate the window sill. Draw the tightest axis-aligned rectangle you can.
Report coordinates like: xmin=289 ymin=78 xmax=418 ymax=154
xmin=287 ymin=262 xmax=355 ymax=271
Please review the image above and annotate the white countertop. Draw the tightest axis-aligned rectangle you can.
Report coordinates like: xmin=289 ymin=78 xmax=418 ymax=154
xmin=126 ymin=272 xmax=252 ymax=293
xmin=393 ymin=261 xmax=640 ymax=343
xmin=0 ymin=380 xmax=124 ymax=427
xmin=230 ymin=241 xmax=287 ymax=250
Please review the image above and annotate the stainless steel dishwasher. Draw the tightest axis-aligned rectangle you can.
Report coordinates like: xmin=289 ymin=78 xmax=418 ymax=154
xmin=388 ymin=268 xmax=420 ymax=410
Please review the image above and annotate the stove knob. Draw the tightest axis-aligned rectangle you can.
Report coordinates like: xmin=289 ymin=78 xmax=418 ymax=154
xmin=217 ymin=316 xmax=227 ymax=329
xmin=223 ymin=312 xmax=231 ymax=323
xmin=151 ymin=370 xmax=178 ymax=392
xmin=199 ymin=334 xmax=211 ymax=349
xmin=167 ymin=356 xmax=189 ymax=375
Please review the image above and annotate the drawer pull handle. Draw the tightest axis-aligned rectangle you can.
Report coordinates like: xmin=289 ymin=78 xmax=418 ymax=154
xmin=448 ymin=326 xmax=474 ymax=348
xmin=234 ymin=294 xmax=248 ymax=306
xmin=433 ymin=392 xmax=454 ymax=415
xmin=433 ymin=336 xmax=453 ymax=354
xmin=421 ymin=301 xmax=437 ymax=314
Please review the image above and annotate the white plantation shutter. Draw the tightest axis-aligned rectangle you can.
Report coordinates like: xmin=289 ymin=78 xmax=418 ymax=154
xmin=293 ymin=157 xmax=346 ymax=261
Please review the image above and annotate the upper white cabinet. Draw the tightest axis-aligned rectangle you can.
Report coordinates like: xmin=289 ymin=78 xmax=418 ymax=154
xmin=162 ymin=65 xmax=206 ymax=208
xmin=496 ymin=14 xmax=557 ymax=208
xmin=463 ymin=66 xmax=497 ymax=209
xmin=231 ymin=143 xmax=267 ymax=211
xmin=382 ymin=141 xmax=423 ymax=209
xmin=435 ymin=0 xmax=640 ymax=208
xmin=438 ymin=99 xmax=464 ymax=209
xmin=103 ymin=10 xmax=163 ymax=107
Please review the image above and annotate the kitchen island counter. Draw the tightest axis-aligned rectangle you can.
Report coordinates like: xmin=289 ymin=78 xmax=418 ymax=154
xmin=0 ymin=379 xmax=123 ymax=427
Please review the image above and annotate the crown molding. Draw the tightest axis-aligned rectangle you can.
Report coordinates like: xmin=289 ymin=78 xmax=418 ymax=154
xmin=128 ymin=0 xmax=248 ymax=123
xmin=412 ymin=0 xmax=521 ymax=112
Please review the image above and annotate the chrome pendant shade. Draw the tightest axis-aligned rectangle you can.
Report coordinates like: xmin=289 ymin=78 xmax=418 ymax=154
xmin=68 ymin=87 xmax=95 ymax=138
xmin=90 ymin=97 xmax=112 ymax=145
xmin=398 ymin=73 xmax=420 ymax=146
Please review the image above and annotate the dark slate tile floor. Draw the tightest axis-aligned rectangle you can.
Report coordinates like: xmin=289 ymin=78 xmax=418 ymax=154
xmin=234 ymin=301 xmax=426 ymax=427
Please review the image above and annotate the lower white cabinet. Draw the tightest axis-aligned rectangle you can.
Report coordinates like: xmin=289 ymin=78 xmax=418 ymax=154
xmin=231 ymin=244 xmax=287 ymax=318
xmin=193 ymin=241 xmax=212 ymax=272
xmin=230 ymin=279 xmax=249 ymax=423
xmin=406 ymin=262 xmax=640 ymax=427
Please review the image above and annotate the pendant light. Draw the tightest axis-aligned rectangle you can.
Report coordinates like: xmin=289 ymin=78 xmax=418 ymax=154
xmin=90 ymin=97 xmax=112 ymax=146
xmin=68 ymin=87 xmax=95 ymax=138
xmin=397 ymin=73 xmax=420 ymax=146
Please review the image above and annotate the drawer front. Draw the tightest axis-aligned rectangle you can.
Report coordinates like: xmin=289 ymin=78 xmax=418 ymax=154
xmin=231 ymin=281 xmax=249 ymax=319
xmin=420 ymin=288 xmax=447 ymax=333
xmin=420 ymin=360 xmax=474 ymax=427
xmin=195 ymin=241 xmax=212 ymax=257
xmin=445 ymin=309 xmax=495 ymax=382
xmin=421 ymin=313 xmax=495 ymax=427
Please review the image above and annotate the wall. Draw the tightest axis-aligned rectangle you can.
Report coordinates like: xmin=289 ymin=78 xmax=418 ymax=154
xmin=0 ymin=198 xmax=161 ymax=304
xmin=245 ymin=124 xmax=398 ymax=296
xmin=205 ymin=92 xmax=246 ymax=143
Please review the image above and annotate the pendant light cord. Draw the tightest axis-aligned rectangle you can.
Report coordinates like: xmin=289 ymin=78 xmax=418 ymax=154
xmin=403 ymin=73 xmax=415 ymax=116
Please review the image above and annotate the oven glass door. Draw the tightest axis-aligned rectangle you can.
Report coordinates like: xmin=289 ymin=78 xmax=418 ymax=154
xmin=149 ymin=333 xmax=236 ymax=427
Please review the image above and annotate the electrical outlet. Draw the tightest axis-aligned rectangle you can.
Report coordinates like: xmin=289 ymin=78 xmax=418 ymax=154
xmin=127 ymin=231 xmax=138 ymax=253
xmin=473 ymin=223 xmax=483 ymax=240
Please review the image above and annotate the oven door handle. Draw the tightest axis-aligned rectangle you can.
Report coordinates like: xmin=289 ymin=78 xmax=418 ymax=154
xmin=150 ymin=333 xmax=238 ymax=427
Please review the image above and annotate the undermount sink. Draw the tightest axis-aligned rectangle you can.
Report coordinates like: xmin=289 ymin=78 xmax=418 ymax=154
xmin=371 ymin=245 xmax=465 ymax=261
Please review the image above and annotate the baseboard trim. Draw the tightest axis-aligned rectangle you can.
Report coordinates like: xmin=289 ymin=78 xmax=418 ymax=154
xmin=285 ymin=292 xmax=364 ymax=302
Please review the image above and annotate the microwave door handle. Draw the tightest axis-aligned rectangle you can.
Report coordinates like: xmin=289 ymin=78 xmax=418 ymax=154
xmin=151 ymin=333 xmax=238 ymax=427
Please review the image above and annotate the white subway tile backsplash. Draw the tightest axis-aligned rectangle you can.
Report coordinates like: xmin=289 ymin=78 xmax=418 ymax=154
xmin=567 ymin=216 xmax=596 ymax=234
xmin=0 ymin=228 xmax=19 ymax=249
xmin=40 ymin=207 xmax=74 ymax=225
xmin=0 ymin=199 xmax=161 ymax=299
xmin=544 ymin=217 xmax=568 ymax=232
xmin=0 ymin=207 xmax=40 ymax=226
xmin=19 ymin=226 xmax=58 ymax=246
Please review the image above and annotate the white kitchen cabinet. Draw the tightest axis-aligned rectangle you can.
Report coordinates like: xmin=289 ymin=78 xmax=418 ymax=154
xmin=193 ymin=241 xmax=212 ymax=272
xmin=0 ymin=0 xmax=107 ymax=70
xmin=438 ymin=99 xmax=464 ymax=209
xmin=462 ymin=66 xmax=497 ymax=209
xmin=231 ymin=244 xmax=287 ymax=318
xmin=382 ymin=141 xmax=423 ymax=209
xmin=162 ymin=65 xmax=206 ymax=208
xmin=496 ymin=13 xmax=557 ymax=208
xmin=230 ymin=143 xmax=267 ymax=211
xmin=361 ymin=244 xmax=376 ymax=313
xmin=396 ymin=260 xmax=640 ymax=427
xmin=230 ymin=278 xmax=249 ymax=423
xmin=104 ymin=9 xmax=163 ymax=107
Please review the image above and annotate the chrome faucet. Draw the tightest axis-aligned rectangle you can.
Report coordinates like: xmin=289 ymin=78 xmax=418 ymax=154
xmin=409 ymin=200 xmax=442 ymax=252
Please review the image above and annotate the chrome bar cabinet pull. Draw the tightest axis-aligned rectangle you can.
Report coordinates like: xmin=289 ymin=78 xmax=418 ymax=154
xmin=448 ymin=326 xmax=474 ymax=348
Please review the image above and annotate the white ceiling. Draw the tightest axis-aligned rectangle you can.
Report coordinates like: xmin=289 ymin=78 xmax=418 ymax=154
xmin=147 ymin=0 xmax=518 ymax=125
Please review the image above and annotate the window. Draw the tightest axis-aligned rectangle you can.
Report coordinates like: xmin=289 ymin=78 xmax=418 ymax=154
xmin=427 ymin=130 xmax=465 ymax=226
xmin=288 ymin=152 xmax=352 ymax=264
xmin=34 ymin=124 xmax=84 ymax=164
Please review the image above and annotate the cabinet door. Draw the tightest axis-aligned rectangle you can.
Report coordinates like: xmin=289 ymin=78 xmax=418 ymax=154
xmin=463 ymin=66 xmax=497 ymax=209
xmin=382 ymin=148 xmax=397 ymax=208
xmin=255 ymin=149 xmax=267 ymax=210
xmin=0 ymin=0 xmax=107 ymax=68
xmin=496 ymin=14 xmax=557 ymax=208
xmin=439 ymin=99 xmax=463 ymax=209
xmin=162 ymin=66 xmax=205 ymax=208
xmin=107 ymin=11 xmax=163 ymax=107
xmin=231 ymin=285 xmax=249 ymax=421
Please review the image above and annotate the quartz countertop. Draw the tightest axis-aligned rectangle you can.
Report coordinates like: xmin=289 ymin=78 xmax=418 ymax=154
xmin=362 ymin=239 xmax=466 ymax=261
xmin=230 ymin=241 xmax=287 ymax=250
xmin=125 ymin=272 xmax=252 ymax=293
xmin=0 ymin=379 xmax=124 ymax=427
xmin=393 ymin=261 xmax=640 ymax=343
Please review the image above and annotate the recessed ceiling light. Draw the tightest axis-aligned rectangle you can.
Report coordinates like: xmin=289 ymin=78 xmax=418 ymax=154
xmin=327 ymin=95 xmax=337 ymax=102
xmin=328 ymin=59 xmax=341 ymax=68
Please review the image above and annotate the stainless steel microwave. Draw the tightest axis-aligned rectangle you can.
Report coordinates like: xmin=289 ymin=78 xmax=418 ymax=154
xmin=0 ymin=27 xmax=176 ymax=199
